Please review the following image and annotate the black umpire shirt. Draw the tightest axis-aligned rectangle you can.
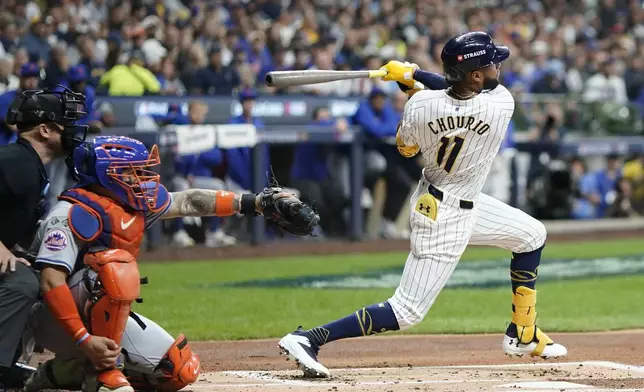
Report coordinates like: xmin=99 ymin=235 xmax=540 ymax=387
xmin=0 ymin=137 xmax=49 ymax=250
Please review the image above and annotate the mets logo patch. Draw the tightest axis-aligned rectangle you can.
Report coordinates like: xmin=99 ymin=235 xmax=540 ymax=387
xmin=44 ymin=229 xmax=68 ymax=252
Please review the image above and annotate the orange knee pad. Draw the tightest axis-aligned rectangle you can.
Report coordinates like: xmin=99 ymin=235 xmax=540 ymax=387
xmin=127 ymin=334 xmax=200 ymax=392
xmin=155 ymin=334 xmax=200 ymax=392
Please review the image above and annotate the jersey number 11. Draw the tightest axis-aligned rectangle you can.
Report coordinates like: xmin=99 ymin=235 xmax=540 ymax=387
xmin=436 ymin=136 xmax=465 ymax=173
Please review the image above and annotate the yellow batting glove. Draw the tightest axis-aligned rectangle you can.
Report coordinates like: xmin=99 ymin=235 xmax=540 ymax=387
xmin=379 ymin=61 xmax=419 ymax=89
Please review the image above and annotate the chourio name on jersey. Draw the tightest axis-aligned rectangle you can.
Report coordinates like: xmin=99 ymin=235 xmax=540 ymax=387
xmin=428 ymin=116 xmax=490 ymax=136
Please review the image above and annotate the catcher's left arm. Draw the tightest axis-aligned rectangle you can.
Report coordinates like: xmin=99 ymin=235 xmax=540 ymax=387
xmin=162 ymin=187 xmax=320 ymax=236
xmin=163 ymin=189 xmax=258 ymax=218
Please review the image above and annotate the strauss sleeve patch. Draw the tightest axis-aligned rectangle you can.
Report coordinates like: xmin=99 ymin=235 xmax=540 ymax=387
xmin=415 ymin=193 xmax=438 ymax=221
xmin=44 ymin=229 xmax=68 ymax=252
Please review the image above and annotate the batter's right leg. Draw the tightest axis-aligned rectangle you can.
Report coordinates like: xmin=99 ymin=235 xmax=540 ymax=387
xmin=279 ymin=181 xmax=474 ymax=377
xmin=278 ymin=301 xmax=401 ymax=377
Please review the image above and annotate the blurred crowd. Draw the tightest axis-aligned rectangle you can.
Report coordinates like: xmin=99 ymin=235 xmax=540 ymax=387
xmin=0 ymin=0 xmax=642 ymax=103
xmin=1 ymin=0 xmax=644 ymax=247
xmin=526 ymin=151 xmax=644 ymax=221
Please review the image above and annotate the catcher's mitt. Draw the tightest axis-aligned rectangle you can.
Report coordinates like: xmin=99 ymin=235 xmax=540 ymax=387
xmin=260 ymin=186 xmax=320 ymax=236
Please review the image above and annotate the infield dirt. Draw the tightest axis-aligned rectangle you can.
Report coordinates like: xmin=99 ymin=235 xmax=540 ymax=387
xmin=191 ymin=331 xmax=644 ymax=391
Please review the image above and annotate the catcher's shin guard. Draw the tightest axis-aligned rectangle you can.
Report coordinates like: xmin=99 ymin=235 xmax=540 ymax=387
xmin=84 ymin=249 xmax=140 ymax=346
xmin=84 ymin=249 xmax=139 ymax=392
xmin=505 ymin=286 xmax=567 ymax=358
xmin=127 ymin=334 xmax=200 ymax=392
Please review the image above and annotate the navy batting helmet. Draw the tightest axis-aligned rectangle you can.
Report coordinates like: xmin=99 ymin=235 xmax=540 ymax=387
xmin=441 ymin=32 xmax=510 ymax=83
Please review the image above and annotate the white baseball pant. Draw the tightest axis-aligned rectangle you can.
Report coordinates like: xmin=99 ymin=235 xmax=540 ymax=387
xmin=388 ymin=175 xmax=546 ymax=329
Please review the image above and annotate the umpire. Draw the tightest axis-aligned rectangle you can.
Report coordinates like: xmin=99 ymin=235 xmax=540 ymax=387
xmin=0 ymin=85 xmax=88 ymax=388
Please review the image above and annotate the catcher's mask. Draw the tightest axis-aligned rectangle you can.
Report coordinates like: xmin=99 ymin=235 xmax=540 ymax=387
xmin=70 ymin=136 xmax=162 ymax=211
xmin=7 ymin=84 xmax=88 ymax=153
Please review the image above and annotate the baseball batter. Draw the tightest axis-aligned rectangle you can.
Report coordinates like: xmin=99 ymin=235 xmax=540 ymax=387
xmin=279 ymin=32 xmax=567 ymax=378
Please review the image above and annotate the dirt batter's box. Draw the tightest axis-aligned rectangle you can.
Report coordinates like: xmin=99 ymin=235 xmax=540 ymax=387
xmin=196 ymin=362 xmax=644 ymax=392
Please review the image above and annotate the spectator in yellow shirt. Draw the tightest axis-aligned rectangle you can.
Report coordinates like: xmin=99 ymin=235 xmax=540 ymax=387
xmin=621 ymin=154 xmax=644 ymax=212
xmin=98 ymin=52 xmax=161 ymax=96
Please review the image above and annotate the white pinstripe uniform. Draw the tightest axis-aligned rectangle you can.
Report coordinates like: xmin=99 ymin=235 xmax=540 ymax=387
xmin=390 ymin=86 xmax=547 ymax=329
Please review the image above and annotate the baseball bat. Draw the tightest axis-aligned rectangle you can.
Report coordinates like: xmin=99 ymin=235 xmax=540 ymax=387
xmin=265 ymin=69 xmax=388 ymax=88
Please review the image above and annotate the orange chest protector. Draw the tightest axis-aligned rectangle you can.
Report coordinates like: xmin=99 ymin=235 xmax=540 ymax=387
xmin=59 ymin=188 xmax=146 ymax=257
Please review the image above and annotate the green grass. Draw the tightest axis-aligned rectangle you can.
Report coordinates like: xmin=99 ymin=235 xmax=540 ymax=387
xmin=136 ymin=238 xmax=644 ymax=340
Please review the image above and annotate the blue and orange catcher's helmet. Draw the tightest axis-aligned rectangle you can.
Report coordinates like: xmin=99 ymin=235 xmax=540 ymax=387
xmin=70 ymin=136 xmax=161 ymax=211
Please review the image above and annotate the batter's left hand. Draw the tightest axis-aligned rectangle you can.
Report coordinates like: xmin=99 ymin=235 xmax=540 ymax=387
xmin=380 ymin=61 xmax=419 ymax=89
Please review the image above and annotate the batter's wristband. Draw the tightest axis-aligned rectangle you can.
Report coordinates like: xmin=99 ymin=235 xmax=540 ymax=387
xmin=413 ymin=69 xmax=449 ymax=90
xmin=240 ymin=194 xmax=257 ymax=215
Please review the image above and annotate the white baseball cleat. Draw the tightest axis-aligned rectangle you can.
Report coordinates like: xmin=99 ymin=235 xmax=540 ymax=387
xmin=503 ymin=329 xmax=568 ymax=359
xmin=278 ymin=327 xmax=330 ymax=378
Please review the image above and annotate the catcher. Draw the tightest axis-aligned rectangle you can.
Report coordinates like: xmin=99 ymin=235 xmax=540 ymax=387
xmin=21 ymin=135 xmax=319 ymax=392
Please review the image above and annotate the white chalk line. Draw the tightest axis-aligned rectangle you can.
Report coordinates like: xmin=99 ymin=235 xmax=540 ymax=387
xmin=193 ymin=377 xmax=547 ymax=389
xmin=499 ymin=381 xmax=594 ymax=389
xmin=584 ymin=360 xmax=644 ymax=374
xmin=497 ymin=390 xmax=643 ymax=392
xmin=194 ymin=361 xmax=644 ymax=389
xmin=220 ymin=362 xmax=586 ymax=387
xmin=322 ymin=361 xmax=588 ymax=372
